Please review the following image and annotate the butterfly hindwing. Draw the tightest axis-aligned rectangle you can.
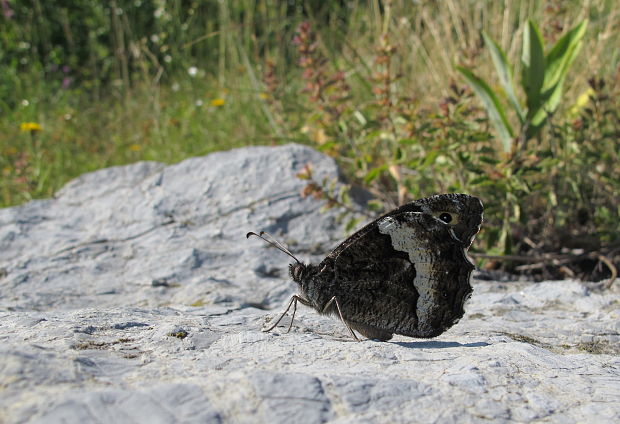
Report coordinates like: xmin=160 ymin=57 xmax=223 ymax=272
xmin=323 ymin=210 xmax=474 ymax=339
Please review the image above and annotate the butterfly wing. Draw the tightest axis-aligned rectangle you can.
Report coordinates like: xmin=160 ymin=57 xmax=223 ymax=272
xmin=328 ymin=193 xmax=482 ymax=260
xmin=324 ymin=205 xmax=479 ymax=340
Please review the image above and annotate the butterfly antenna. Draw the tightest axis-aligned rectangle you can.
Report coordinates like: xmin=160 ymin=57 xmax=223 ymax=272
xmin=246 ymin=231 xmax=302 ymax=264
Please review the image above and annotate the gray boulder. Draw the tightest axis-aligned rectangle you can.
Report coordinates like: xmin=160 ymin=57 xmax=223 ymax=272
xmin=0 ymin=144 xmax=618 ymax=423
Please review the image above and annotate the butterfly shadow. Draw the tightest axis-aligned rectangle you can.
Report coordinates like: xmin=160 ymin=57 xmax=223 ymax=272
xmin=393 ymin=340 xmax=490 ymax=349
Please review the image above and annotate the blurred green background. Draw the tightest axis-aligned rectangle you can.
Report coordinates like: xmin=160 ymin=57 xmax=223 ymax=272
xmin=1 ymin=0 xmax=618 ymax=279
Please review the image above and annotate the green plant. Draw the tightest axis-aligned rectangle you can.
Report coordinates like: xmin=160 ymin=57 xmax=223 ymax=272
xmin=275 ymin=11 xmax=619 ymax=281
xmin=2 ymin=1 xmax=619 ymax=282
xmin=456 ymin=19 xmax=588 ymax=153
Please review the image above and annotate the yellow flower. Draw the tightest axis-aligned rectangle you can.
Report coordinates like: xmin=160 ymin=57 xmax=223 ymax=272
xmin=259 ymin=92 xmax=269 ymax=100
xmin=568 ymin=87 xmax=595 ymax=117
xmin=313 ymin=128 xmax=327 ymax=144
xmin=128 ymin=144 xmax=142 ymax=152
xmin=210 ymin=98 xmax=225 ymax=107
xmin=20 ymin=122 xmax=43 ymax=132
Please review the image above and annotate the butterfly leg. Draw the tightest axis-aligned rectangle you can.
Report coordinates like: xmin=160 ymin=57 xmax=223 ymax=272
xmin=286 ymin=295 xmax=316 ymax=332
xmin=322 ymin=296 xmax=360 ymax=342
xmin=263 ymin=295 xmax=310 ymax=333
xmin=286 ymin=297 xmax=298 ymax=333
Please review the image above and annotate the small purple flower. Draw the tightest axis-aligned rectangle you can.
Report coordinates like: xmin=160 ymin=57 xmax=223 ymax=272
xmin=1 ymin=0 xmax=14 ymax=19
xmin=62 ymin=77 xmax=73 ymax=89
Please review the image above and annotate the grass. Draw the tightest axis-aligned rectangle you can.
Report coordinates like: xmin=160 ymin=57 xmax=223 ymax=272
xmin=1 ymin=0 xmax=619 ymax=280
xmin=1 ymin=74 xmax=279 ymax=204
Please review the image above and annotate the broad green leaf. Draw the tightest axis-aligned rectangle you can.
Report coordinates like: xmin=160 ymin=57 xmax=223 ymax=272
xmin=526 ymin=20 xmax=587 ymax=139
xmin=544 ymin=20 xmax=588 ymax=92
xmin=482 ymin=31 xmax=524 ymax=122
xmin=521 ymin=20 xmax=546 ymax=116
xmin=456 ymin=66 xmax=514 ymax=152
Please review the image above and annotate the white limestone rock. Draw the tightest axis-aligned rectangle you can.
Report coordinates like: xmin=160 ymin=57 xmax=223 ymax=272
xmin=0 ymin=144 xmax=618 ymax=423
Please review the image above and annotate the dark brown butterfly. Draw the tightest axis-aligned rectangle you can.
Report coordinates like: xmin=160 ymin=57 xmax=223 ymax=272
xmin=247 ymin=193 xmax=483 ymax=341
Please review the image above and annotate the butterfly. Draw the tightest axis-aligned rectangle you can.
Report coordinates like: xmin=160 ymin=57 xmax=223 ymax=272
xmin=247 ymin=193 xmax=483 ymax=341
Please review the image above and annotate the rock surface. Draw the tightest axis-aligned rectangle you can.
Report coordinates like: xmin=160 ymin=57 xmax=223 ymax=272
xmin=0 ymin=144 xmax=618 ymax=423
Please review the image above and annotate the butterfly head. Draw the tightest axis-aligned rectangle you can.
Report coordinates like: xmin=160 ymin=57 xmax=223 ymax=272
xmin=247 ymin=230 xmax=312 ymax=282
xmin=419 ymin=194 xmax=484 ymax=248
xmin=289 ymin=262 xmax=321 ymax=292
xmin=289 ymin=262 xmax=308 ymax=283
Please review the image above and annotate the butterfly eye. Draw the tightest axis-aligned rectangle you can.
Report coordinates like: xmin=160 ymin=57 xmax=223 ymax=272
xmin=439 ymin=212 xmax=453 ymax=223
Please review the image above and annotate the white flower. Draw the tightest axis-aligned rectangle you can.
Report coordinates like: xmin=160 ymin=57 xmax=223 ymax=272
xmin=188 ymin=66 xmax=198 ymax=77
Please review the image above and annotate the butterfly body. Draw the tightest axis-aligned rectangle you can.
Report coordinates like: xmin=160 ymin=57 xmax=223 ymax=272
xmin=252 ymin=193 xmax=483 ymax=341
